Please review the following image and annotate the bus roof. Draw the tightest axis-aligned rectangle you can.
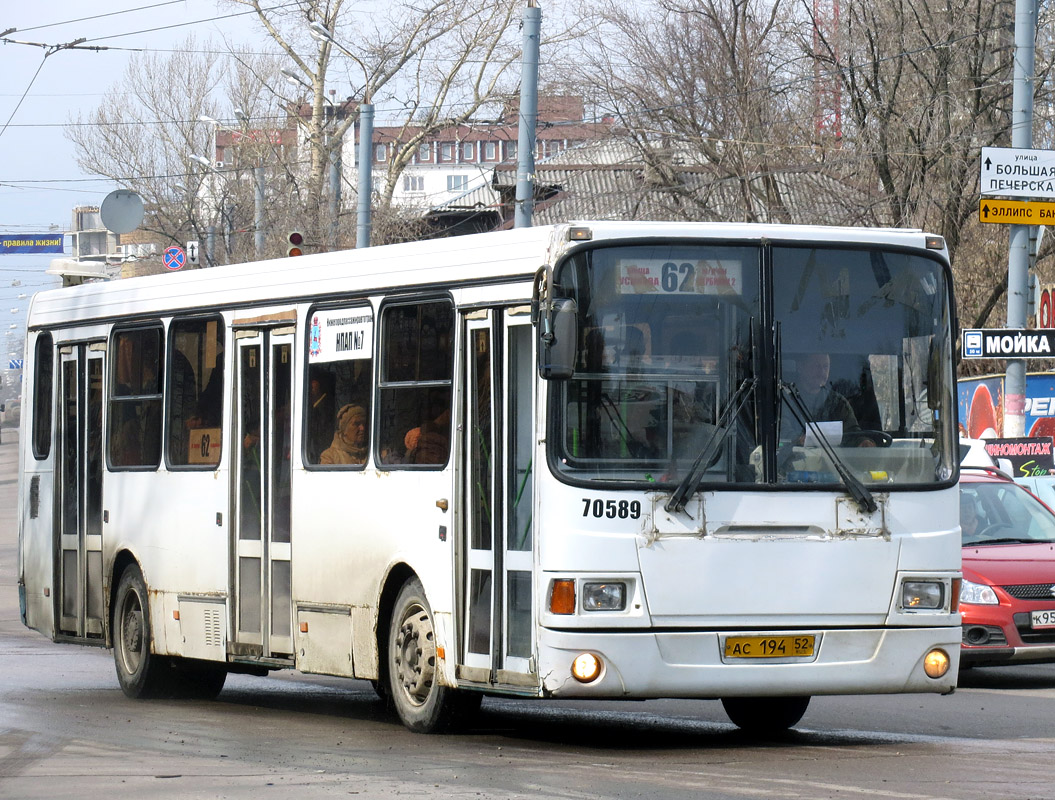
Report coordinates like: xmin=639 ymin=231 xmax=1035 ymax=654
xmin=27 ymin=221 xmax=945 ymax=330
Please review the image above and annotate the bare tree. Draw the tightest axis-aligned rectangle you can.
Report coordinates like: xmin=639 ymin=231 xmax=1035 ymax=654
xmin=231 ymin=0 xmax=566 ymax=247
xmin=66 ymin=37 xmax=222 ymax=257
xmin=572 ymin=0 xmax=824 ymax=223
xmin=66 ymin=36 xmax=297 ymax=265
xmin=809 ymin=0 xmax=1017 ymax=255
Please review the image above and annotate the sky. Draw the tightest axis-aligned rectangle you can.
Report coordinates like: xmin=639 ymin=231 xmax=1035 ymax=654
xmin=0 ymin=1 xmax=268 ymax=358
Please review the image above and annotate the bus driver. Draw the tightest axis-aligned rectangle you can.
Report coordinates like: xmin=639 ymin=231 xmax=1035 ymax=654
xmin=786 ymin=352 xmax=875 ymax=448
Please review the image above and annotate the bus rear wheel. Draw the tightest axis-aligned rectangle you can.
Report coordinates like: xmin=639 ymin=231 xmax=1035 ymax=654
xmin=721 ymin=696 xmax=810 ymax=735
xmin=386 ymin=578 xmax=480 ymax=733
xmin=113 ymin=564 xmax=175 ymax=699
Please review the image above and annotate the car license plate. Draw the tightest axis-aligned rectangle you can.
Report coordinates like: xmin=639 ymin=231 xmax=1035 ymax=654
xmin=724 ymin=635 xmax=816 ymax=658
xmin=1031 ymin=610 xmax=1055 ymax=629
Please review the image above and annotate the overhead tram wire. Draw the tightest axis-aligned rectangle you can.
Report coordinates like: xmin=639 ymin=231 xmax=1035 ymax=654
xmin=10 ymin=1 xmax=187 ymax=35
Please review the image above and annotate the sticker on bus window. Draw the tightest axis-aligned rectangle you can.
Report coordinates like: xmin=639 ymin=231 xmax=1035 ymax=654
xmin=308 ymin=309 xmax=374 ymax=363
xmin=615 ymin=258 xmax=742 ymax=296
xmin=188 ymin=427 xmax=222 ymax=465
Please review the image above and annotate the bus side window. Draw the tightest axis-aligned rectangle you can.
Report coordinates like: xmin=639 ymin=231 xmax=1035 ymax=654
xmin=304 ymin=305 xmax=374 ymax=467
xmin=306 ymin=361 xmax=372 ymax=467
xmin=32 ymin=332 xmax=54 ymax=460
xmin=378 ymin=300 xmax=453 ymax=467
xmin=109 ymin=326 xmax=163 ymax=469
xmin=167 ymin=317 xmax=224 ymax=468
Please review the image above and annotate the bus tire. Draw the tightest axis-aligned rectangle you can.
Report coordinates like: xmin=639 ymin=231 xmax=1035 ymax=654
xmin=112 ymin=564 xmax=174 ymax=699
xmin=721 ymin=696 xmax=810 ymax=734
xmin=386 ymin=577 xmax=480 ymax=733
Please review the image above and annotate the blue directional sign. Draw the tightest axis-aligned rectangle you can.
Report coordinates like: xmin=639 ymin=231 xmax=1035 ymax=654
xmin=163 ymin=245 xmax=186 ymax=271
xmin=8 ymin=359 xmax=23 ymax=369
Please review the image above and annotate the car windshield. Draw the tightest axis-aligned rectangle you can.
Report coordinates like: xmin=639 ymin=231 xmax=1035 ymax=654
xmin=961 ymin=481 xmax=1055 ymax=546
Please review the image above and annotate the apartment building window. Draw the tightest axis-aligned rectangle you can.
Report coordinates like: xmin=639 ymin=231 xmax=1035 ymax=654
xmin=447 ymin=175 xmax=468 ymax=192
xmin=403 ymin=175 xmax=425 ymax=192
xmin=484 ymin=141 xmax=498 ymax=161
xmin=418 ymin=142 xmax=431 ymax=162
xmin=505 ymin=141 xmax=517 ymax=161
xmin=375 ymin=144 xmax=388 ymax=162
xmin=462 ymin=142 xmax=475 ymax=161
xmin=440 ymin=142 xmax=454 ymax=162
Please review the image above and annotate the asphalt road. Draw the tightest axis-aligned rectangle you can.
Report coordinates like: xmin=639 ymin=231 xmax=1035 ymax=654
xmin=2 ymin=426 xmax=1055 ymax=799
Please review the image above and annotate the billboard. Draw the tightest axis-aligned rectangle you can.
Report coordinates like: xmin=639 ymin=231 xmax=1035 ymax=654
xmin=0 ymin=234 xmax=64 ymax=254
xmin=958 ymin=373 xmax=1055 ymax=440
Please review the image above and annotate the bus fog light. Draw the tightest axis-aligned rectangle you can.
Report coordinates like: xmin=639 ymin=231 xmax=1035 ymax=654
xmin=923 ymin=648 xmax=950 ymax=678
xmin=571 ymin=652 xmax=602 ymax=683
xmin=582 ymin=582 xmax=626 ymax=611
xmin=902 ymin=580 xmax=943 ymax=610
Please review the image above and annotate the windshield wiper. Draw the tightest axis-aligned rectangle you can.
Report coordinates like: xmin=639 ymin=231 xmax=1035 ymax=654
xmin=969 ymin=537 xmax=1037 ymax=546
xmin=665 ymin=377 xmax=755 ymax=514
xmin=781 ymin=381 xmax=877 ymax=514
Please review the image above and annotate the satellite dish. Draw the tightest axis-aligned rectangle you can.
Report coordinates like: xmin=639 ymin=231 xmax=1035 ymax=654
xmin=100 ymin=189 xmax=144 ymax=234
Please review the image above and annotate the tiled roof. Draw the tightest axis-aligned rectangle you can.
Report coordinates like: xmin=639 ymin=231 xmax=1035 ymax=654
xmin=488 ymin=160 xmax=876 ymax=227
xmin=425 ymin=134 xmax=880 ymax=228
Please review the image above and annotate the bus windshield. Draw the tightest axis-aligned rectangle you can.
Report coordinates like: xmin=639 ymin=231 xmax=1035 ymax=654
xmin=550 ymin=241 xmax=956 ymax=488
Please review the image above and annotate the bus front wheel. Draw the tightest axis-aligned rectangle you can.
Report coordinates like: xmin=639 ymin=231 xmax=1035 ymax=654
xmin=386 ymin=578 xmax=480 ymax=733
xmin=113 ymin=564 xmax=174 ymax=699
xmin=721 ymin=696 xmax=810 ymax=735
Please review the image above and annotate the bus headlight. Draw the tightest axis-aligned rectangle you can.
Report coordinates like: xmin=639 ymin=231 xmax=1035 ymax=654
xmin=582 ymin=582 xmax=627 ymax=611
xmin=901 ymin=580 xmax=944 ymax=610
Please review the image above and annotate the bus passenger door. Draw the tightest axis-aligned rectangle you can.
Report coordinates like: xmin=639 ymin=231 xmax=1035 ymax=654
xmin=460 ymin=309 xmax=536 ymax=688
xmin=232 ymin=327 xmax=294 ymax=660
xmin=56 ymin=343 xmax=105 ymax=641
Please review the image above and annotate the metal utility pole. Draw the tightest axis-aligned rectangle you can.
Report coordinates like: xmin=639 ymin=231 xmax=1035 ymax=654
xmin=357 ymin=103 xmax=373 ymax=248
xmin=306 ymin=22 xmax=372 ymax=249
xmin=1004 ymin=0 xmax=1038 ymax=437
xmin=254 ymin=166 xmax=265 ymax=256
xmin=514 ymin=1 xmax=541 ymax=229
xmin=330 ymin=146 xmax=342 ymax=249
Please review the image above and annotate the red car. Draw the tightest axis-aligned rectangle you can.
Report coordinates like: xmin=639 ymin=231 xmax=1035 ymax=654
xmin=960 ymin=466 xmax=1055 ymax=666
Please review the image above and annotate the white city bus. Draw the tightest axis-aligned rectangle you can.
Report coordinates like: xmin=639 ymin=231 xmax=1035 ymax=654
xmin=17 ymin=221 xmax=962 ymax=734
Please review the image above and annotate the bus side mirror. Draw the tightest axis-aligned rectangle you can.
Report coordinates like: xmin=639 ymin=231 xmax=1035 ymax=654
xmin=538 ymin=298 xmax=577 ymax=380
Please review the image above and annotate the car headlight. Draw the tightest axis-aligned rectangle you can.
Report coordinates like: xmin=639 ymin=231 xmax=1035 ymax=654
xmin=960 ymin=578 xmax=999 ymax=605
xmin=901 ymin=580 xmax=945 ymax=610
xmin=582 ymin=582 xmax=627 ymax=611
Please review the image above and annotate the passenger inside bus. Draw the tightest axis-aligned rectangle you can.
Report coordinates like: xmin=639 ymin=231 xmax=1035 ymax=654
xmin=320 ymin=404 xmax=369 ymax=465
xmin=403 ymin=407 xmax=451 ymax=465
xmin=192 ymin=351 xmax=224 ymax=428
xmin=307 ymin=374 xmax=336 ymax=462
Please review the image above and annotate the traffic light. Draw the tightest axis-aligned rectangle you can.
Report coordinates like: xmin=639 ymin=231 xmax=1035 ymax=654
xmin=286 ymin=231 xmax=305 ymax=257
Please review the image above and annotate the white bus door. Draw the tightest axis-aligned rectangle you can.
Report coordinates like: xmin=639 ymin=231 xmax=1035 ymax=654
xmin=57 ymin=344 xmax=105 ymax=641
xmin=460 ymin=310 xmax=536 ymax=688
xmin=232 ymin=327 xmax=294 ymax=660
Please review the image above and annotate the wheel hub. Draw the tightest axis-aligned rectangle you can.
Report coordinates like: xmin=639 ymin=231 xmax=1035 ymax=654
xmin=121 ymin=601 xmax=143 ymax=671
xmin=394 ymin=606 xmax=436 ymax=705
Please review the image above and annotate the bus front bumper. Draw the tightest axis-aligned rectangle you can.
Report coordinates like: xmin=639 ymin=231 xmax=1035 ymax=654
xmin=536 ymin=626 xmax=960 ymax=698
